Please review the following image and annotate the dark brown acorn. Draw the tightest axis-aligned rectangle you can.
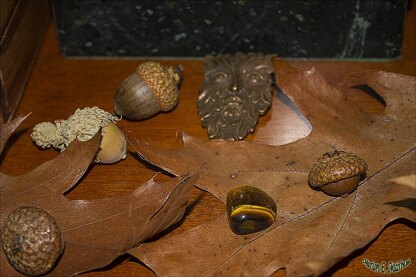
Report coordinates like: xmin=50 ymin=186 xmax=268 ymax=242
xmin=226 ymin=185 xmax=277 ymax=235
xmin=1 ymin=206 xmax=64 ymax=276
xmin=308 ymin=150 xmax=368 ymax=197
xmin=114 ymin=61 xmax=182 ymax=120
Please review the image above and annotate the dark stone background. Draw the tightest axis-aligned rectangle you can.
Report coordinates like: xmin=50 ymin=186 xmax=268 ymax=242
xmin=52 ymin=0 xmax=407 ymax=59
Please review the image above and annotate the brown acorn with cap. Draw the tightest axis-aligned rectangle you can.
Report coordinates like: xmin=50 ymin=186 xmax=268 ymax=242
xmin=1 ymin=206 xmax=64 ymax=276
xmin=308 ymin=150 xmax=368 ymax=197
xmin=114 ymin=61 xmax=182 ymax=120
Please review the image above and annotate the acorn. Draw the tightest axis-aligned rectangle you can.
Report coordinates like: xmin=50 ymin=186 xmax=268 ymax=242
xmin=114 ymin=61 xmax=182 ymax=120
xmin=308 ymin=150 xmax=368 ymax=197
xmin=226 ymin=185 xmax=277 ymax=235
xmin=1 ymin=206 xmax=64 ymax=276
xmin=96 ymin=122 xmax=127 ymax=164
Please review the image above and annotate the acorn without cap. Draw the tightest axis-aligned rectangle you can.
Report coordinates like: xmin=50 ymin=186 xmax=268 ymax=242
xmin=114 ymin=61 xmax=182 ymax=120
xmin=1 ymin=206 xmax=64 ymax=276
xmin=308 ymin=150 xmax=368 ymax=197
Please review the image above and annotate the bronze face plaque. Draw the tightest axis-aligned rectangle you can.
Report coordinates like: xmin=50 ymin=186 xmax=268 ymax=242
xmin=197 ymin=53 xmax=273 ymax=140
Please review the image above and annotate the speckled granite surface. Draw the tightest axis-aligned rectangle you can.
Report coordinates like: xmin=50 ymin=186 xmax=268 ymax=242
xmin=52 ymin=0 xmax=407 ymax=59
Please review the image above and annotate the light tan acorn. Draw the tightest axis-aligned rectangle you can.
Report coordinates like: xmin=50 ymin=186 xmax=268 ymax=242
xmin=1 ymin=206 xmax=64 ymax=276
xmin=96 ymin=122 xmax=127 ymax=164
xmin=308 ymin=150 xmax=368 ymax=197
xmin=114 ymin=61 xmax=182 ymax=120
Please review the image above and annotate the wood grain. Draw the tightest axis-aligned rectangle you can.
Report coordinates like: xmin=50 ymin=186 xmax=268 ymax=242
xmin=0 ymin=0 xmax=17 ymax=36
xmin=0 ymin=0 xmax=50 ymax=120
xmin=0 ymin=4 xmax=415 ymax=277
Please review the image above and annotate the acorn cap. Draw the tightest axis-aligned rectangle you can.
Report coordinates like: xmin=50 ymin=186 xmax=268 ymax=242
xmin=137 ymin=62 xmax=181 ymax=112
xmin=308 ymin=150 xmax=368 ymax=187
xmin=1 ymin=206 xmax=64 ymax=276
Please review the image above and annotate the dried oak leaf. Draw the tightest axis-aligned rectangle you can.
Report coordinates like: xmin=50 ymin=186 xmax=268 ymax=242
xmin=0 ymin=114 xmax=29 ymax=154
xmin=128 ymin=58 xmax=416 ymax=277
xmin=0 ymin=118 xmax=197 ymax=276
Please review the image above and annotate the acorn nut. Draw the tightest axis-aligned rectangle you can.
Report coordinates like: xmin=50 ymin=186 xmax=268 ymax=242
xmin=96 ymin=122 xmax=127 ymax=164
xmin=114 ymin=61 xmax=182 ymax=120
xmin=1 ymin=206 xmax=64 ymax=276
xmin=308 ymin=150 xmax=368 ymax=197
xmin=226 ymin=185 xmax=277 ymax=235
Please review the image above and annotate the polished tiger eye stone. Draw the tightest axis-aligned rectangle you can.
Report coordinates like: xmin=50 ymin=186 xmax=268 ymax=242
xmin=226 ymin=185 xmax=277 ymax=235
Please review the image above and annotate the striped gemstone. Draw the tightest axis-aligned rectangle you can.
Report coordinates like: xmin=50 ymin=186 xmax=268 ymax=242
xmin=226 ymin=186 xmax=277 ymax=235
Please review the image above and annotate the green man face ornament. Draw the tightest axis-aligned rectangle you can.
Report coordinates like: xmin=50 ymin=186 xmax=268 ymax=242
xmin=197 ymin=53 xmax=274 ymax=140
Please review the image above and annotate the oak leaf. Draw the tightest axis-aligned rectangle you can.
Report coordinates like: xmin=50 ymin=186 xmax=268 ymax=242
xmin=128 ymin=59 xmax=416 ymax=276
xmin=0 ymin=117 xmax=197 ymax=276
xmin=0 ymin=114 xmax=29 ymax=154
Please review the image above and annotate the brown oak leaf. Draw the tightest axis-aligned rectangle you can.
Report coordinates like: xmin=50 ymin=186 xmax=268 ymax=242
xmin=0 ymin=118 xmax=197 ymax=276
xmin=127 ymin=58 xmax=415 ymax=276
xmin=0 ymin=114 xmax=30 ymax=154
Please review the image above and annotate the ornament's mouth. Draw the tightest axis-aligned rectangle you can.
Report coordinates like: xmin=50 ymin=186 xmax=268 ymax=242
xmin=222 ymin=107 xmax=241 ymax=124
xmin=220 ymin=97 xmax=244 ymax=125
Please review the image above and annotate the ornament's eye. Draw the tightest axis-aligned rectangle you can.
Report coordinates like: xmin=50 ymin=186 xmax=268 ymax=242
xmin=211 ymin=72 xmax=228 ymax=82
xmin=246 ymin=72 xmax=266 ymax=84
xmin=226 ymin=185 xmax=277 ymax=235
xmin=246 ymin=73 xmax=264 ymax=84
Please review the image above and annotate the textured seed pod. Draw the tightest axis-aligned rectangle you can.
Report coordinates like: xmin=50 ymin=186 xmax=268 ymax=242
xmin=30 ymin=107 xmax=126 ymax=165
xmin=308 ymin=150 xmax=368 ymax=196
xmin=1 ymin=206 xmax=64 ymax=276
xmin=114 ymin=61 xmax=182 ymax=120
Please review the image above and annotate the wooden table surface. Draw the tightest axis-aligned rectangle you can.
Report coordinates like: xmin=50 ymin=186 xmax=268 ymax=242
xmin=1 ymin=5 xmax=415 ymax=277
